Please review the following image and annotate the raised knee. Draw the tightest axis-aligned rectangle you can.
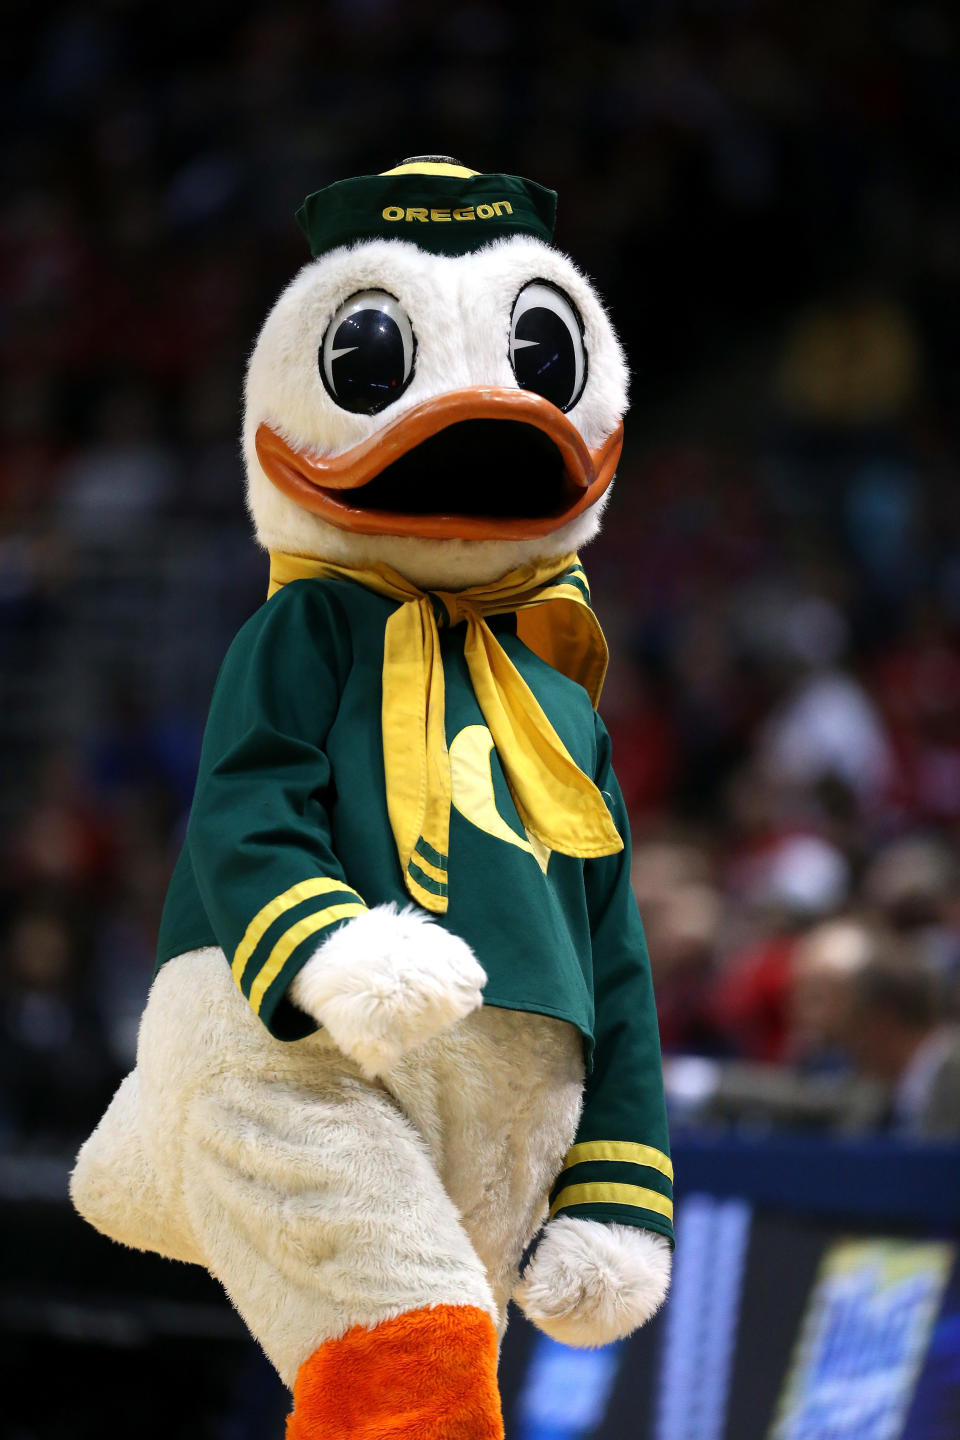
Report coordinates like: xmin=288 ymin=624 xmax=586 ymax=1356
xmin=71 ymin=1071 xmax=202 ymax=1264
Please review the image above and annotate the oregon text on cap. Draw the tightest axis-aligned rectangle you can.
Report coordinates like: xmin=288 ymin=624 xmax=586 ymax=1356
xmin=296 ymin=161 xmax=556 ymax=259
xmin=381 ymin=200 xmax=515 ymax=223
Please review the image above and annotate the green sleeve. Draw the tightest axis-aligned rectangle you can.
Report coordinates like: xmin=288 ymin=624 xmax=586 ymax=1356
xmin=186 ymin=580 xmax=368 ymax=1041
xmin=547 ymin=716 xmax=675 ymax=1246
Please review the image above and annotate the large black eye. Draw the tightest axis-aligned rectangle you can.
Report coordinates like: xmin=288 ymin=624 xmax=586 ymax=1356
xmin=509 ymin=281 xmax=586 ymax=412
xmin=320 ymin=290 xmax=416 ymax=415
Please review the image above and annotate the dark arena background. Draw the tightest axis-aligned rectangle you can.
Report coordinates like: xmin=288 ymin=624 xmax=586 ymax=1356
xmin=3 ymin=3 xmax=960 ymax=1437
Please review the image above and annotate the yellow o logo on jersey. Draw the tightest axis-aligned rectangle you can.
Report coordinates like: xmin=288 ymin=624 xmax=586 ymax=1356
xmin=449 ymin=725 xmax=551 ymax=874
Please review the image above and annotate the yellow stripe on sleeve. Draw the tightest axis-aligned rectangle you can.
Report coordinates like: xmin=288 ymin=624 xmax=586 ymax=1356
xmin=247 ymin=901 xmax=366 ymax=1013
xmin=549 ymin=1183 xmax=674 ymax=1223
xmin=562 ymin=1141 xmax=674 ymax=1182
xmin=232 ymin=877 xmax=363 ymax=987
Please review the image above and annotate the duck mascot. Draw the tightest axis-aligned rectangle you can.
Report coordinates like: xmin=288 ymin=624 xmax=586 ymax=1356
xmin=72 ymin=158 xmax=674 ymax=1439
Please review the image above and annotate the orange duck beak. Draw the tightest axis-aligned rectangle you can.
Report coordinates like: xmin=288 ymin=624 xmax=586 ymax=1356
xmin=255 ymin=387 xmax=623 ymax=541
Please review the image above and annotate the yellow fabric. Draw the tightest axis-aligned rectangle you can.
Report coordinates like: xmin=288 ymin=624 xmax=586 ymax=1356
xmin=268 ymin=552 xmax=622 ymax=914
xmin=232 ymin=876 xmax=364 ymax=987
xmin=562 ymin=1141 xmax=674 ymax=1181
xmin=248 ymin=901 xmax=366 ymax=1012
xmin=549 ymin=1183 xmax=674 ymax=1222
xmin=380 ymin=161 xmax=480 ymax=178
xmin=448 ymin=724 xmax=551 ymax=872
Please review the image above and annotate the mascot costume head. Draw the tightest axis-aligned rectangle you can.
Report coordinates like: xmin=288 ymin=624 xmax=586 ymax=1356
xmin=72 ymin=158 xmax=674 ymax=1440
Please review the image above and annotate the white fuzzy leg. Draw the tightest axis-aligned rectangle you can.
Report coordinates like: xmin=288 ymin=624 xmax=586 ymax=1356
xmin=129 ymin=949 xmax=496 ymax=1385
xmin=515 ymin=1218 xmax=672 ymax=1348
xmin=289 ymin=902 xmax=487 ymax=1079
xmin=71 ymin=1070 xmax=203 ymax=1265
xmin=179 ymin=1067 xmax=496 ymax=1386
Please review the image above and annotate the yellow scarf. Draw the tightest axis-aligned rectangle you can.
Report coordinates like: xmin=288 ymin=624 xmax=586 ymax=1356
xmin=268 ymin=551 xmax=623 ymax=913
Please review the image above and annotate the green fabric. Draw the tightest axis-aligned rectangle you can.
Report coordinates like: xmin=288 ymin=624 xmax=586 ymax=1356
xmin=157 ymin=575 xmax=672 ymax=1240
xmin=550 ymin=1159 xmax=673 ymax=1200
xmin=296 ymin=172 xmax=557 ymax=259
xmin=545 ymin=1204 xmax=674 ymax=1246
xmin=544 ymin=719 xmax=674 ymax=1244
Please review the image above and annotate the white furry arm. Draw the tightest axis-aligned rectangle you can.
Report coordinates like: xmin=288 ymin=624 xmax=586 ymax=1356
xmin=289 ymin=902 xmax=486 ymax=1078
xmin=515 ymin=1217 xmax=672 ymax=1348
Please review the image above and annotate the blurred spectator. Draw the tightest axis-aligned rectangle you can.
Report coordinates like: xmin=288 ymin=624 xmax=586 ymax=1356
xmin=844 ymin=957 xmax=960 ymax=1138
xmin=757 ymin=618 xmax=895 ymax=808
xmin=56 ymin=383 xmax=179 ymax=545
xmin=871 ymin=607 xmax=960 ymax=823
xmin=632 ymin=839 xmax=723 ymax=1055
xmin=88 ymin=679 xmax=200 ymax=812
xmin=862 ymin=836 xmax=960 ymax=1000
xmin=6 ymin=745 xmax=115 ymax=897
xmin=710 ymin=834 xmax=851 ymax=1064
xmin=90 ymin=801 xmax=176 ymax=1069
xmin=0 ymin=904 xmax=116 ymax=1149
xmin=787 ymin=917 xmax=875 ymax=1073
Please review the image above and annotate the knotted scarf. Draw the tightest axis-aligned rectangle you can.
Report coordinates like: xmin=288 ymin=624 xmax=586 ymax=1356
xmin=268 ymin=551 xmax=623 ymax=913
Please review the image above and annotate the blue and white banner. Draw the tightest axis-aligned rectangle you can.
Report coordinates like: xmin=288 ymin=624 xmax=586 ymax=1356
xmin=770 ymin=1239 xmax=955 ymax=1440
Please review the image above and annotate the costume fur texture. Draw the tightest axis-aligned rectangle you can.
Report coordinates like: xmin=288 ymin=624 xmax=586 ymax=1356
xmin=289 ymin=902 xmax=487 ymax=1077
xmin=516 ymin=1217 xmax=673 ymax=1347
xmin=73 ymin=945 xmax=585 ymax=1384
xmin=73 ymin=223 xmax=672 ymax=1412
xmin=243 ymin=234 xmax=626 ymax=583
xmin=287 ymin=1304 xmax=504 ymax=1440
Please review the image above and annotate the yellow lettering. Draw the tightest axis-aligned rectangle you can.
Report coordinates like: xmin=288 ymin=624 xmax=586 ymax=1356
xmin=382 ymin=202 xmax=508 ymax=225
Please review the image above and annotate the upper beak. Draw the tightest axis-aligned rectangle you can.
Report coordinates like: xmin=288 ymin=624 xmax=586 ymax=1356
xmin=255 ymin=387 xmax=623 ymax=540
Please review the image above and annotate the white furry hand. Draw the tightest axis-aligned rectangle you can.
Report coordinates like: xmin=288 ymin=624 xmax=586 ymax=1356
xmin=516 ymin=1217 xmax=672 ymax=1348
xmin=289 ymin=903 xmax=486 ymax=1078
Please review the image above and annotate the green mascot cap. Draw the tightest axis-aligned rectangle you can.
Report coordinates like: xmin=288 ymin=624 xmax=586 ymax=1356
xmin=296 ymin=156 xmax=557 ymax=260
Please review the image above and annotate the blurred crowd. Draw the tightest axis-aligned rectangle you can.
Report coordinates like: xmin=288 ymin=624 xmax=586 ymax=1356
xmin=2 ymin=1 xmax=960 ymax=1153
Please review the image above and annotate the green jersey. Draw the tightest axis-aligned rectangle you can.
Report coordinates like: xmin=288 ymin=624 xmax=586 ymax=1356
xmin=157 ymin=576 xmax=674 ymax=1246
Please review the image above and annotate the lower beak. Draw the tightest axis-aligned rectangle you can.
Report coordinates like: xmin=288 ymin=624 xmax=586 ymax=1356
xmin=255 ymin=387 xmax=623 ymax=541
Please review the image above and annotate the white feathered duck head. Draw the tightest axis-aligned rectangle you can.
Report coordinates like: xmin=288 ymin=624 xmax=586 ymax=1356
xmin=244 ymin=157 xmax=629 ymax=590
